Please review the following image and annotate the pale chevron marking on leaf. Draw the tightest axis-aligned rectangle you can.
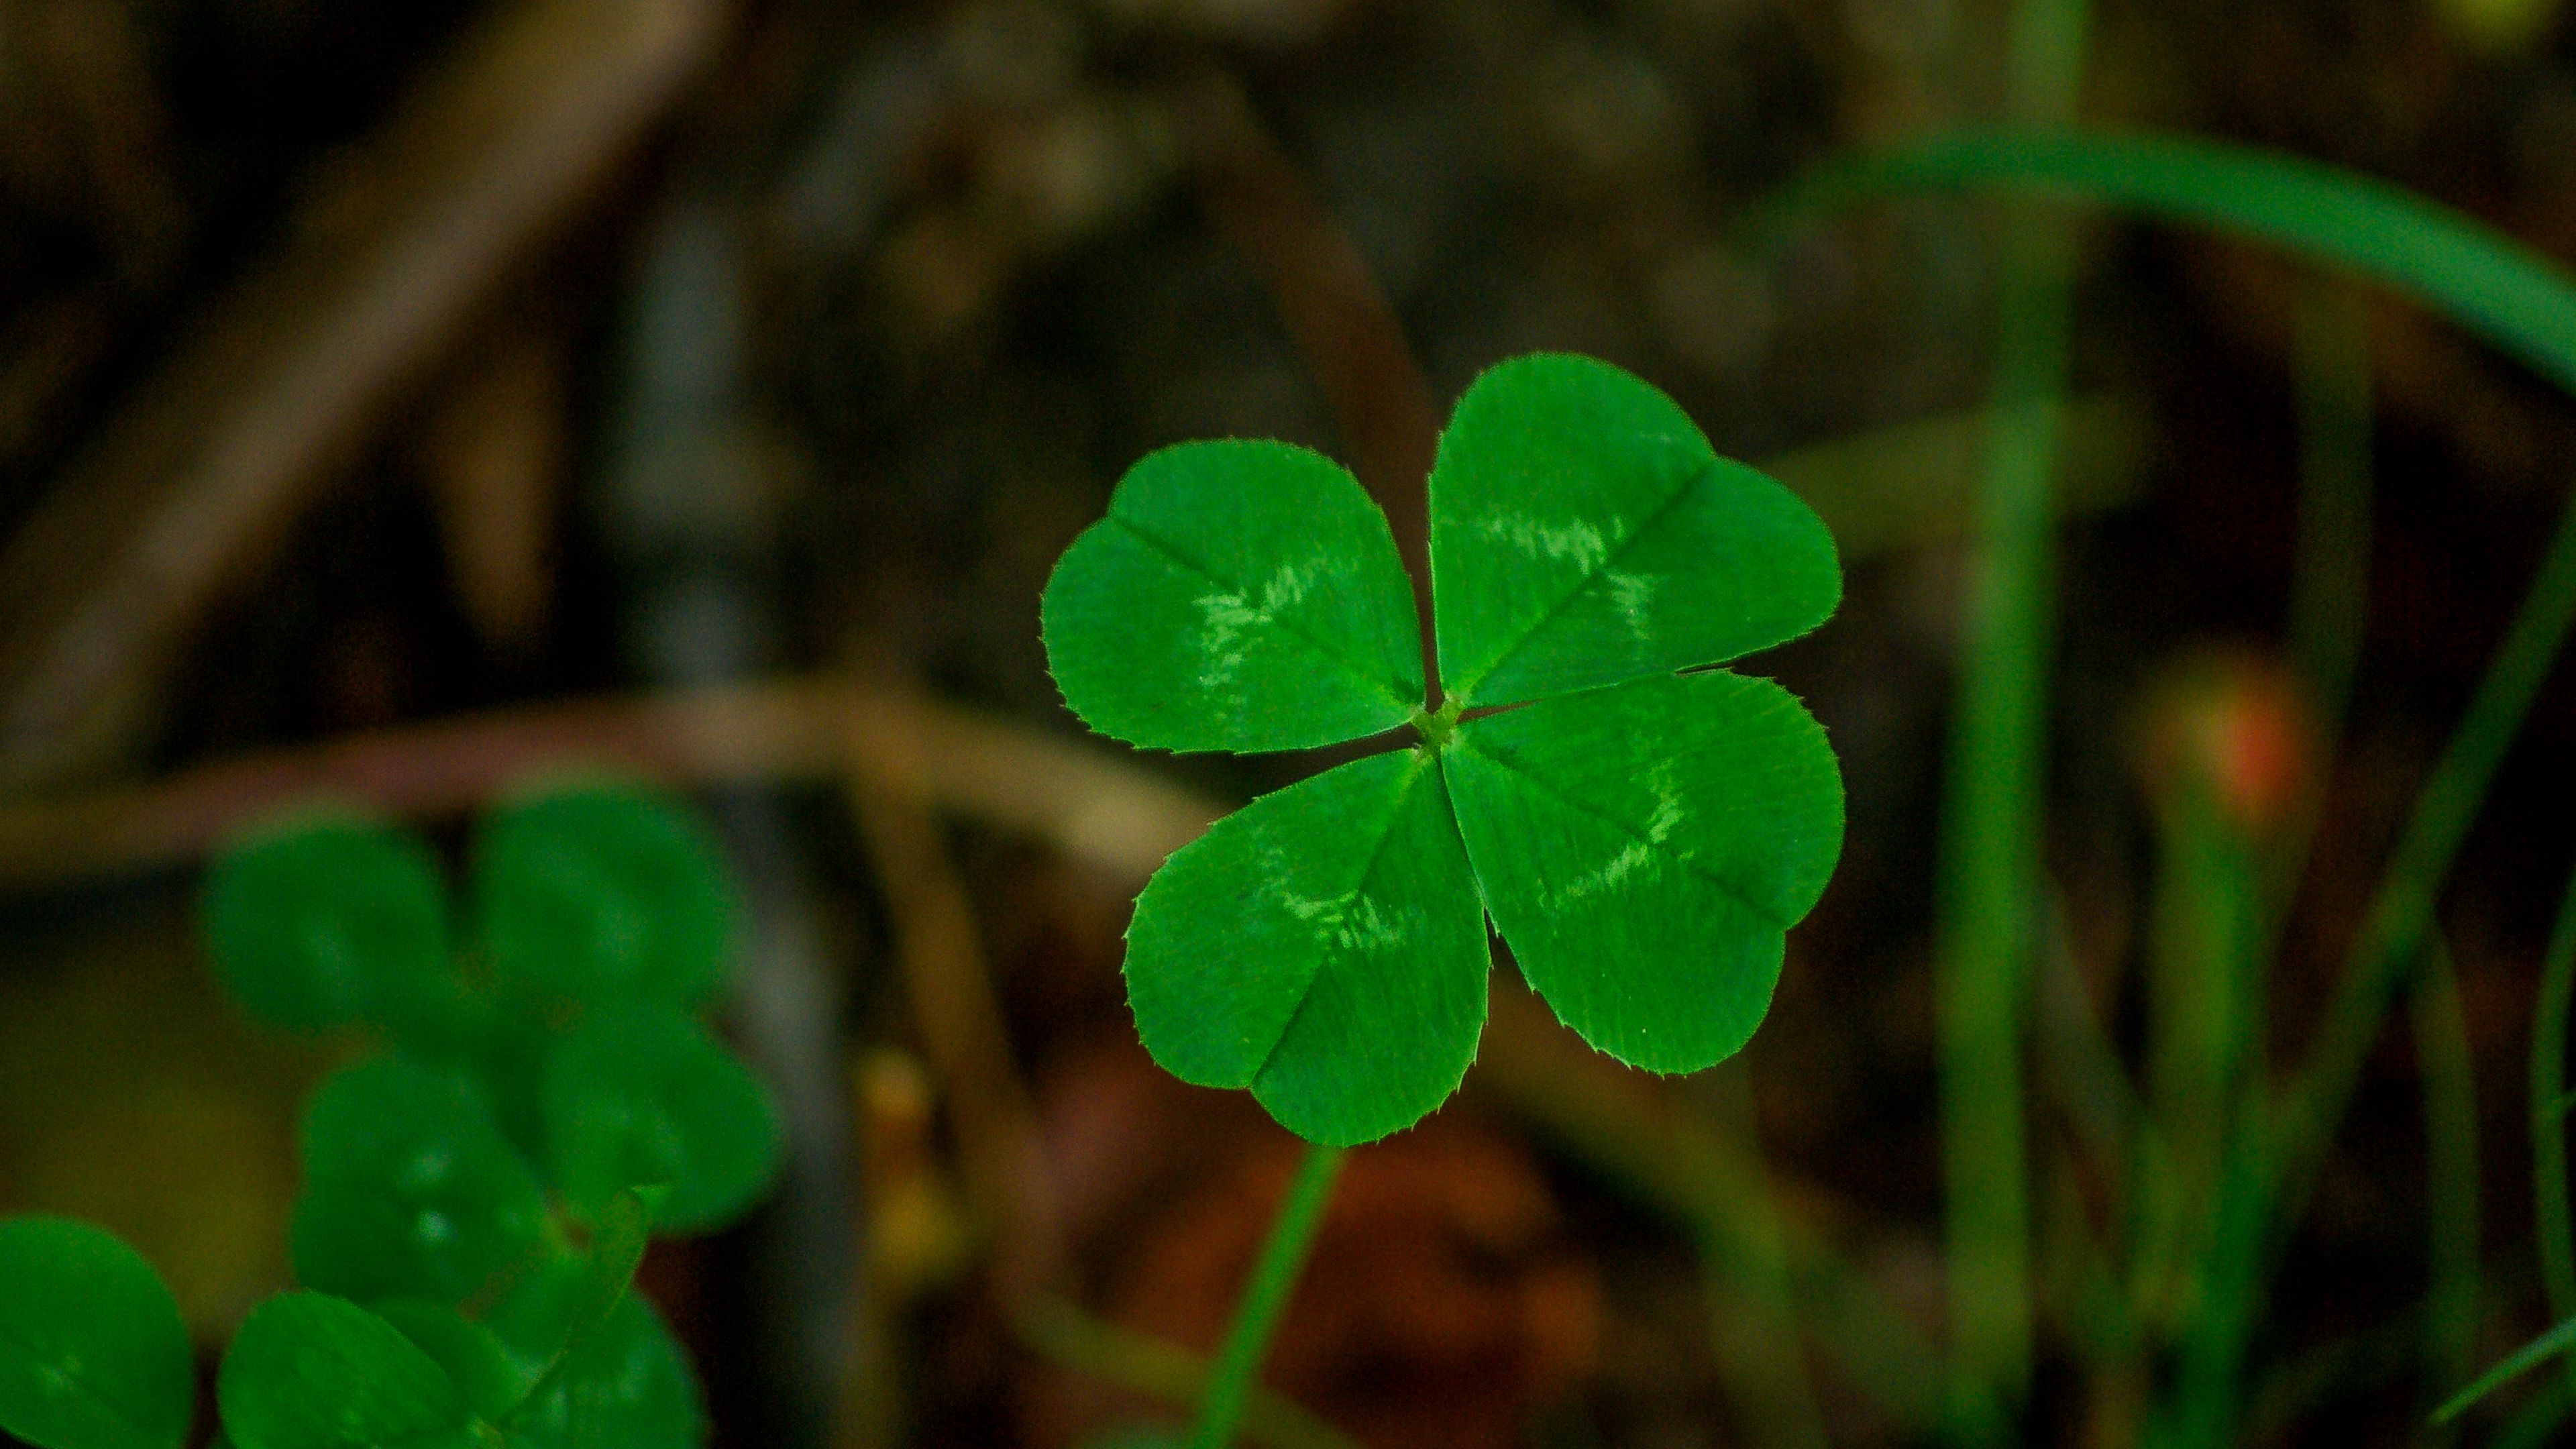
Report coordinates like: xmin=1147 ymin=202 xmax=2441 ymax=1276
xmin=1450 ymin=461 xmax=1713 ymax=699
xmin=1250 ymin=755 xmax=1437 ymax=1079
xmin=1478 ymin=513 xmax=1615 ymax=572
xmin=1111 ymin=514 xmax=1409 ymax=708
xmin=1464 ymin=735 xmax=1797 ymax=928
xmin=1546 ymin=760 xmax=1684 ymax=908
xmin=1191 ymin=562 xmax=1326 ymax=690
xmin=1605 ymin=570 xmax=1657 ymax=640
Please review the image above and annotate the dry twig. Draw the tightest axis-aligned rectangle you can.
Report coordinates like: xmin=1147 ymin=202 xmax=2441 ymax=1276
xmin=0 ymin=677 xmax=1216 ymax=895
xmin=845 ymin=764 xmax=1069 ymax=1300
xmin=0 ymin=0 xmax=731 ymax=787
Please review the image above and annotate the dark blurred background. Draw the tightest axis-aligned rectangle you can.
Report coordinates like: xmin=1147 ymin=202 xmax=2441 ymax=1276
xmin=4 ymin=0 xmax=2576 ymax=1445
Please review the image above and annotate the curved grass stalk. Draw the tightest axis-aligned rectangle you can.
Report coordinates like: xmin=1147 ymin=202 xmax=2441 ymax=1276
xmin=2436 ymin=1316 xmax=2576 ymax=1425
xmin=1748 ymin=131 xmax=2576 ymax=396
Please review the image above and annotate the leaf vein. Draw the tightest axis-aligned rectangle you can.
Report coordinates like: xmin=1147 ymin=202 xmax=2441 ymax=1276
xmin=1250 ymin=756 xmax=1434 ymax=1082
xmin=1110 ymin=515 xmax=1413 ymax=714
xmin=1454 ymin=726 xmax=1796 ymax=930
xmin=1448 ymin=455 xmax=1719 ymax=703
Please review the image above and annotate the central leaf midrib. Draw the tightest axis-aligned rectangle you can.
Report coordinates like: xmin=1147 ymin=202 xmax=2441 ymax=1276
xmin=1111 ymin=514 xmax=1415 ymax=714
xmin=1444 ymin=452 xmax=1719 ymax=704
xmin=1452 ymin=727 xmax=1796 ymax=930
xmin=1250 ymin=754 xmax=1431 ymax=1083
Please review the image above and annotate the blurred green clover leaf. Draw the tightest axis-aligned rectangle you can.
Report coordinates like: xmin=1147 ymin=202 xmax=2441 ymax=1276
xmin=0 ymin=1217 xmax=195 ymax=1449
xmin=1043 ymin=353 xmax=1846 ymax=1146
xmin=174 ymin=781 xmax=773 ymax=1449
xmin=0 ymin=1202 xmax=699 ymax=1449
xmin=202 ymin=780 xmax=778 ymax=1248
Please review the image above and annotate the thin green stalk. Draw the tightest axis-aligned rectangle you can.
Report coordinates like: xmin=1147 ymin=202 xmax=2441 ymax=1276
xmin=1935 ymin=315 xmax=2059 ymax=1421
xmin=2156 ymin=278 xmax=2371 ymax=1449
xmin=1935 ymin=0 xmax=2092 ymax=1428
xmin=2273 ymin=491 xmax=2576 ymax=1226
xmin=2414 ymin=934 xmax=2481 ymax=1436
xmin=2171 ymin=496 xmax=2576 ymax=1444
xmin=2162 ymin=1101 xmax=2271 ymax=1448
xmin=1191 ymin=1143 xmax=1345 ymax=1449
xmin=2039 ymin=1152 xmax=2141 ymax=1368
xmin=1748 ymin=121 xmax=2576 ymax=1440
xmin=2035 ymin=889 xmax=2145 ymax=1183
xmin=2435 ymin=1315 xmax=2576 ymax=1424
xmin=2530 ymin=859 xmax=2576 ymax=1388
xmin=2135 ymin=782 xmax=2264 ymax=1342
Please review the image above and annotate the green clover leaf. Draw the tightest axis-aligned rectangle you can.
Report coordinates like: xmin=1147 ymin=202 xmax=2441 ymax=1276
xmin=215 ymin=1293 xmax=484 ymax=1449
xmin=369 ymin=1302 xmax=536 ymax=1425
xmin=472 ymin=783 xmax=737 ymax=1010
xmin=290 ymin=1057 xmax=551 ymax=1307
xmin=539 ymin=1004 xmax=782 ymax=1234
xmin=1042 ymin=353 xmax=1845 ymax=1145
xmin=1040 ymin=439 xmax=1424 ymax=751
xmin=0 ymin=1217 xmax=195 ymax=1449
xmin=481 ymin=1258 xmax=705 ymax=1449
xmin=1429 ymin=354 xmax=1840 ymax=703
xmin=204 ymin=814 xmax=454 ymax=1037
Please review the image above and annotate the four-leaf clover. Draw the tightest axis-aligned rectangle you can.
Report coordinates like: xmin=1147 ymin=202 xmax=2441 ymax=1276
xmin=1043 ymin=353 xmax=1847 ymax=1146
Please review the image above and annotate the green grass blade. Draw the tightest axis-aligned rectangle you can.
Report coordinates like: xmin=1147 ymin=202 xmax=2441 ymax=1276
xmin=1934 ymin=0 xmax=2093 ymax=1428
xmin=2033 ymin=889 xmax=2145 ymax=1193
xmin=1751 ymin=130 xmax=2576 ymax=397
xmin=2495 ymin=1375 xmax=2573 ymax=1448
xmin=2163 ymin=1113 xmax=2271 ymax=1447
xmin=2434 ymin=1315 xmax=2576 ymax=1424
xmin=2278 ymin=496 xmax=2576 ymax=1224
xmin=2135 ymin=791 xmax=2265 ymax=1346
xmin=1933 ymin=202 xmax=2063 ymax=1428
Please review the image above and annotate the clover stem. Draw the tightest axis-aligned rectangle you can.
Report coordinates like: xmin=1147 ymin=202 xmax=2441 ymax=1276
xmin=1188 ymin=1142 xmax=1346 ymax=1449
xmin=1409 ymin=700 xmax=1464 ymax=751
